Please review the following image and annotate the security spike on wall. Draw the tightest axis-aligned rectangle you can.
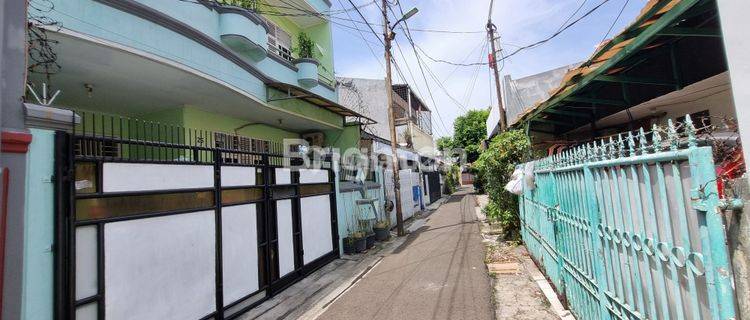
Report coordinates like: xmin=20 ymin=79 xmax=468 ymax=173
xmin=652 ymin=124 xmax=663 ymax=153
xmin=627 ymin=132 xmax=636 ymax=157
xmin=685 ymin=114 xmax=697 ymax=148
xmin=667 ymin=119 xmax=679 ymax=151
xmin=617 ymin=134 xmax=626 ymax=158
xmin=638 ymin=128 xmax=648 ymax=155
xmin=608 ymin=137 xmax=616 ymax=160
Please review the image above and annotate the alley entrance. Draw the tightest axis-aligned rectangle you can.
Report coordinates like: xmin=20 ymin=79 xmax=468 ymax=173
xmin=319 ymin=188 xmax=493 ymax=320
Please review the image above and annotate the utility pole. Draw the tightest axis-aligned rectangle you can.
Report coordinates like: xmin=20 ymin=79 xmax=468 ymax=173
xmin=382 ymin=0 xmax=405 ymax=236
xmin=487 ymin=0 xmax=507 ymax=132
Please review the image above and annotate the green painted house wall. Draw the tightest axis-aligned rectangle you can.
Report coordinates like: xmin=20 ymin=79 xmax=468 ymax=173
xmin=324 ymin=125 xmax=360 ymax=151
xmin=259 ymin=2 xmax=335 ymax=83
xmin=140 ymin=106 xmax=302 ymax=144
xmin=267 ymin=89 xmax=342 ymax=129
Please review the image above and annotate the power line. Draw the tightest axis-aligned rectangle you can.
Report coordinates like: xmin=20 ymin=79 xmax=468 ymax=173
xmin=600 ymin=0 xmax=630 ymax=43
xmin=498 ymin=0 xmax=613 ymax=62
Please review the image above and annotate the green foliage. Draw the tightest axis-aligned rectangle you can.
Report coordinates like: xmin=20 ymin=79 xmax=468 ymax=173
xmin=436 ymin=136 xmax=454 ymax=151
xmin=452 ymin=109 xmax=489 ymax=162
xmin=442 ymin=164 xmax=460 ymax=194
xmin=475 ymin=130 xmax=531 ymax=239
xmin=216 ymin=0 xmax=258 ymax=11
xmin=294 ymin=32 xmax=316 ymax=59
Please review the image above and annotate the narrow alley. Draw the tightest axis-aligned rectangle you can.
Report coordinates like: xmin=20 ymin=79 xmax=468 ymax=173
xmin=319 ymin=189 xmax=494 ymax=320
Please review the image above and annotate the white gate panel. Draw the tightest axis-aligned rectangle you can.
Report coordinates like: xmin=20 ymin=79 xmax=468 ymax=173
xmin=75 ymin=226 xmax=98 ymax=300
xmin=275 ymin=168 xmax=291 ymax=184
xmin=104 ymin=211 xmax=216 ymax=320
xmin=299 ymin=169 xmax=329 ymax=183
xmin=276 ymin=199 xmax=295 ymax=276
xmin=221 ymin=166 xmax=256 ymax=187
xmin=102 ymin=163 xmax=214 ymax=192
xmin=300 ymin=195 xmax=333 ymax=264
xmin=221 ymin=204 xmax=259 ymax=305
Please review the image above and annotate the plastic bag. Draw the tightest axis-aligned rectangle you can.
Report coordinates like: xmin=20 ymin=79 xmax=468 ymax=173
xmin=504 ymin=168 xmax=524 ymax=195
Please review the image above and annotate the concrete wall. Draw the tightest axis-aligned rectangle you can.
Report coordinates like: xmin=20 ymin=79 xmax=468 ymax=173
xmin=1 ymin=0 xmax=29 ymax=318
xmin=717 ymin=1 xmax=750 ymax=317
xmin=337 ymin=77 xmax=390 ymax=141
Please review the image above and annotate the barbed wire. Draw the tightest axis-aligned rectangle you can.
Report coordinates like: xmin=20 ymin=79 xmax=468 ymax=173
xmin=27 ymin=0 xmax=62 ymax=89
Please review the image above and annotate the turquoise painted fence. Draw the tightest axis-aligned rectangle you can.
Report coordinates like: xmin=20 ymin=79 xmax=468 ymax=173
xmin=519 ymin=115 xmax=737 ymax=320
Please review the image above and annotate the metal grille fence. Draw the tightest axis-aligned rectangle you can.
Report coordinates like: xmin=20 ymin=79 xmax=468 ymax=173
xmin=56 ymin=111 xmax=339 ymax=319
xmin=519 ymin=115 xmax=737 ymax=320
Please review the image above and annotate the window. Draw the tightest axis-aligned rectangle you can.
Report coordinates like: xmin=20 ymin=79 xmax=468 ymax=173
xmin=75 ymin=139 xmax=120 ymax=158
xmin=264 ymin=18 xmax=293 ymax=62
xmin=214 ymin=132 xmax=269 ymax=164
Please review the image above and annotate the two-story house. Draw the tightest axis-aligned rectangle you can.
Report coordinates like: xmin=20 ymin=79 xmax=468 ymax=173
xmin=19 ymin=1 xmax=371 ymax=319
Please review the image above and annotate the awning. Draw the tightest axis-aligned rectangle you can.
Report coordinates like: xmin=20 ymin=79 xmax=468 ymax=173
xmin=266 ymin=82 xmax=374 ymax=122
xmin=514 ymin=0 xmax=724 ymax=135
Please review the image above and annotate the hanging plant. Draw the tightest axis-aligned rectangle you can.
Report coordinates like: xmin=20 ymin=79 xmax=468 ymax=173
xmin=294 ymin=32 xmax=316 ymax=60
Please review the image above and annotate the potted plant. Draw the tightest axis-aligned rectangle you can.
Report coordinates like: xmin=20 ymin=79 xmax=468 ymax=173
xmin=373 ymin=220 xmax=390 ymax=241
xmin=293 ymin=32 xmax=319 ymax=87
xmin=351 ymin=230 xmax=366 ymax=253
xmin=343 ymin=236 xmax=355 ymax=255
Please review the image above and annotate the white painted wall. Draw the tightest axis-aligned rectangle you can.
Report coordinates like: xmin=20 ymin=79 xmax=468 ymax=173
xmin=221 ymin=166 xmax=256 ymax=187
xmin=221 ymin=204 xmax=259 ymax=305
xmin=104 ymin=211 xmax=216 ymax=320
xmin=300 ymin=195 xmax=333 ymax=264
xmin=718 ymin=0 xmax=750 ymax=167
xmin=383 ymin=169 xmax=420 ymax=226
xmin=102 ymin=163 xmax=213 ymax=192
xmin=276 ymin=199 xmax=295 ymax=276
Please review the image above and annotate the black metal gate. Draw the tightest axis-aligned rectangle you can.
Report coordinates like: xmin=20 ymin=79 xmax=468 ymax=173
xmin=55 ymin=112 xmax=339 ymax=320
xmin=425 ymin=171 xmax=441 ymax=204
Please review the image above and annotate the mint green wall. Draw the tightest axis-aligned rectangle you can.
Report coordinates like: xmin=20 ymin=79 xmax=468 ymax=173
xmin=21 ymin=129 xmax=55 ymax=320
xmin=39 ymin=0 xmax=338 ymax=102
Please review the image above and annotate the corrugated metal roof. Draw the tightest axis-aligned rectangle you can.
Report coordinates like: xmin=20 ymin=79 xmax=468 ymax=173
xmin=513 ymin=0 xmax=692 ymax=126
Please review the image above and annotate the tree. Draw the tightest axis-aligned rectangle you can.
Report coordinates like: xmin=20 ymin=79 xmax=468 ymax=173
xmin=436 ymin=136 xmax=454 ymax=151
xmin=452 ymin=109 xmax=489 ymax=162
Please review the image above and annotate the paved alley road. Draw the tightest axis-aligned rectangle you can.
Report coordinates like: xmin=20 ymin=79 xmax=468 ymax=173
xmin=319 ymin=189 xmax=494 ymax=320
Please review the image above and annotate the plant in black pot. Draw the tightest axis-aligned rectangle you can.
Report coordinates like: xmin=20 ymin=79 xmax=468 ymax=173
xmin=343 ymin=236 xmax=355 ymax=255
xmin=373 ymin=219 xmax=390 ymax=241
xmin=351 ymin=230 xmax=366 ymax=253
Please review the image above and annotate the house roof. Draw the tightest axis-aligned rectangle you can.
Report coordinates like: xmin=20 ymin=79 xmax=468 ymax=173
xmin=514 ymin=0 xmax=724 ymax=135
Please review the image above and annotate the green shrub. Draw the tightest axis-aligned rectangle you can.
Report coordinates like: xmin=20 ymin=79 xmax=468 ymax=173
xmin=443 ymin=164 xmax=460 ymax=194
xmin=475 ymin=130 xmax=531 ymax=239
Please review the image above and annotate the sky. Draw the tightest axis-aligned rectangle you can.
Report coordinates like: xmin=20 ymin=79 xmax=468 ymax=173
xmin=328 ymin=0 xmax=646 ymax=137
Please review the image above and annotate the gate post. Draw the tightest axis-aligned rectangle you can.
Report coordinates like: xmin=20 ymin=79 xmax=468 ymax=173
xmin=583 ymin=163 xmax=611 ymax=320
xmin=213 ymin=149 xmax=225 ymax=319
xmin=689 ymin=145 xmax=738 ymax=320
